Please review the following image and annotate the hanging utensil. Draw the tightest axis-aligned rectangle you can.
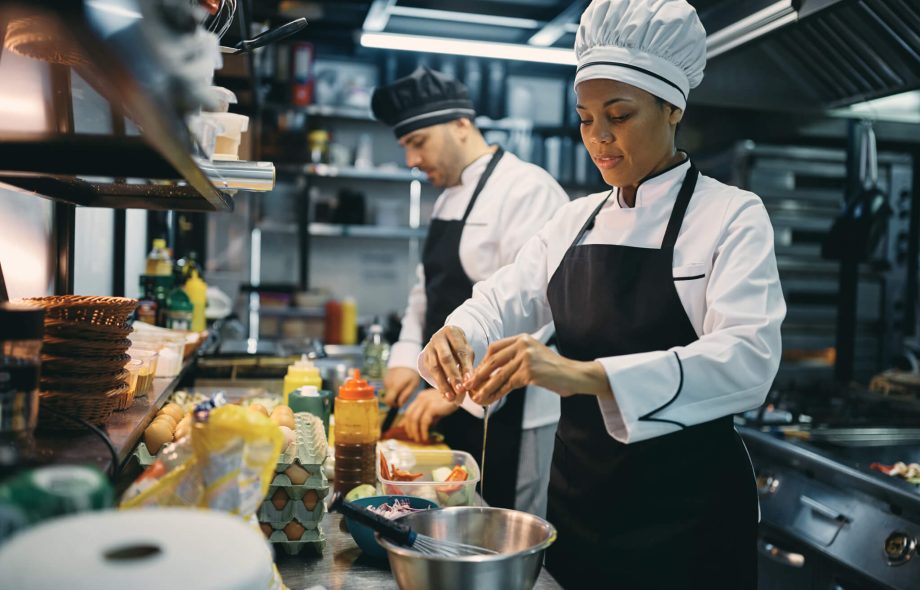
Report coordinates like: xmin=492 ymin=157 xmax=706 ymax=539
xmin=329 ymin=494 xmax=498 ymax=557
xmin=219 ymin=18 xmax=307 ymax=55
xmin=822 ymin=120 xmax=892 ymax=261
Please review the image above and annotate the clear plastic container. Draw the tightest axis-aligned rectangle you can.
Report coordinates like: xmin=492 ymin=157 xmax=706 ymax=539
xmin=128 ymin=348 xmax=158 ymax=397
xmin=124 ymin=358 xmax=143 ymax=396
xmin=129 ymin=334 xmax=183 ymax=377
xmin=377 ymin=448 xmax=480 ymax=507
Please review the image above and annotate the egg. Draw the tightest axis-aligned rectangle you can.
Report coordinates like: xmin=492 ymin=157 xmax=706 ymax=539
xmin=159 ymin=403 xmax=184 ymax=422
xmin=302 ymin=489 xmax=319 ymax=511
xmin=271 ymin=410 xmax=295 ymax=430
xmin=152 ymin=414 xmax=177 ymax=432
xmin=144 ymin=421 xmax=173 ymax=454
xmin=260 ymin=523 xmax=274 ymax=539
xmin=278 ymin=426 xmax=295 ymax=450
xmin=283 ymin=520 xmax=305 ymax=541
xmin=174 ymin=421 xmax=191 ymax=441
xmin=274 ymin=405 xmax=294 ymax=416
xmin=249 ymin=403 xmax=269 ymax=416
xmin=285 ymin=463 xmax=310 ymax=485
xmin=271 ymin=488 xmax=288 ymax=511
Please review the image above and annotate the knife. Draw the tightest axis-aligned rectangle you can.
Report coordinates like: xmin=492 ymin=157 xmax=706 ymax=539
xmin=380 ymin=404 xmax=400 ymax=433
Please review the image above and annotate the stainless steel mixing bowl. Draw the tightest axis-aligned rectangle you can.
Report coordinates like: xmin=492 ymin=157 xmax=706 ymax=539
xmin=378 ymin=507 xmax=556 ymax=590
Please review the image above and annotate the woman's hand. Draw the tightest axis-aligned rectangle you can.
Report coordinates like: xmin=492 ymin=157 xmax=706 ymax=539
xmin=383 ymin=367 xmax=421 ymax=407
xmin=466 ymin=334 xmax=613 ymax=406
xmin=402 ymin=389 xmax=460 ymax=442
xmin=420 ymin=326 xmax=475 ymax=402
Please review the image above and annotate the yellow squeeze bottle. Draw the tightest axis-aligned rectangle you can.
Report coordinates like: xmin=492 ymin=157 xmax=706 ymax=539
xmin=184 ymin=270 xmax=207 ymax=333
xmin=282 ymin=355 xmax=322 ymax=405
xmin=340 ymin=297 xmax=358 ymax=345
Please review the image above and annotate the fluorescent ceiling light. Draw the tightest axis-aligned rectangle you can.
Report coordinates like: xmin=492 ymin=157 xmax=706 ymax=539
xmin=706 ymin=0 xmax=797 ymax=58
xmin=359 ymin=32 xmax=575 ymax=66
xmin=830 ymin=90 xmax=920 ymax=124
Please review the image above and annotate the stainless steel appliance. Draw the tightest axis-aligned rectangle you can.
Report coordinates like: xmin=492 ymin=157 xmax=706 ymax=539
xmin=743 ymin=427 xmax=920 ymax=590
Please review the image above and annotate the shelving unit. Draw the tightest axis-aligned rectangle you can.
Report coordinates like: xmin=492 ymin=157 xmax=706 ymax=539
xmin=309 ymin=223 xmax=428 ymax=239
xmin=278 ymin=163 xmax=427 ymax=182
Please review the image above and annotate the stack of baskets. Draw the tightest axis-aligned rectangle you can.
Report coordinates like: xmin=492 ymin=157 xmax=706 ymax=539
xmin=22 ymin=296 xmax=138 ymax=430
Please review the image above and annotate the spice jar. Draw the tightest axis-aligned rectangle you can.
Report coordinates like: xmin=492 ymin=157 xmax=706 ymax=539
xmin=0 ymin=303 xmax=43 ymax=437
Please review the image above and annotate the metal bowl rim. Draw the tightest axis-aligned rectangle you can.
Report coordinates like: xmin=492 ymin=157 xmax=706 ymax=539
xmin=376 ymin=506 xmax=557 ymax=563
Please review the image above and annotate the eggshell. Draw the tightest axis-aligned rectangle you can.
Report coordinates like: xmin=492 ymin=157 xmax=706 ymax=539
xmin=271 ymin=488 xmax=288 ymax=511
xmin=260 ymin=523 xmax=274 ymax=538
xmin=302 ymin=489 xmax=319 ymax=511
xmin=249 ymin=403 xmax=269 ymax=416
xmin=285 ymin=463 xmax=310 ymax=485
xmin=275 ymin=405 xmax=294 ymax=415
xmin=159 ymin=403 xmax=184 ymax=422
xmin=279 ymin=426 xmax=295 ymax=450
xmin=152 ymin=414 xmax=177 ymax=432
xmin=283 ymin=520 xmax=305 ymax=541
xmin=271 ymin=411 xmax=295 ymax=430
xmin=144 ymin=421 xmax=172 ymax=454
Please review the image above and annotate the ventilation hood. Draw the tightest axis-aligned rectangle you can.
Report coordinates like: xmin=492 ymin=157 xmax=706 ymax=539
xmin=695 ymin=0 xmax=920 ymax=112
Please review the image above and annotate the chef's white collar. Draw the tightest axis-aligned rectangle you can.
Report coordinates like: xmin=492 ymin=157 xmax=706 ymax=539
xmin=458 ymin=148 xmax=497 ymax=187
xmin=616 ymin=155 xmax=691 ymax=209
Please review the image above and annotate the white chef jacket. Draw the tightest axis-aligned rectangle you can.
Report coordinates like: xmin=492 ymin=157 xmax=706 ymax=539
xmin=421 ymin=159 xmax=786 ymax=443
xmin=389 ymin=149 xmax=570 ymax=429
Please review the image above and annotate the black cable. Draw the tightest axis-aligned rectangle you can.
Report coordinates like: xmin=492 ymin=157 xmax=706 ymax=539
xmin=40 ymin=406 xmax=120 ymax=481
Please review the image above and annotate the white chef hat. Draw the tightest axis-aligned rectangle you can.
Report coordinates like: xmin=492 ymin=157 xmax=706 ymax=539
xmin=575 ymin=0 xmax=707 ymax=111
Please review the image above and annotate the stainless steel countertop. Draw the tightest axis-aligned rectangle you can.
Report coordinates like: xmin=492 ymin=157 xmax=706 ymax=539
xmin=274 ymin=511 xmax=562 ymax=590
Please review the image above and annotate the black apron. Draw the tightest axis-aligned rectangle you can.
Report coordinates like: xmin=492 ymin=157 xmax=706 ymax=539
xmin=421 ymin=147 xmax=526 ymax=510
xmin=544 ymin=165 xmax=758 ymax=588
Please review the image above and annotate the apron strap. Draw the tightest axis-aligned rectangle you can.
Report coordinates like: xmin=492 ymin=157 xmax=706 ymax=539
xmin=461 ymin=146 xmax=505 ymax=222
xmin=567 ymin=189 xmax=615 ymax=250
xmin=660 ymin=165 xmax=699 ymax=250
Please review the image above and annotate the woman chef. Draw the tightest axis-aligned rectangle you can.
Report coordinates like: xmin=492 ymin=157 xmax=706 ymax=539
xmin=419 ymin=0 xmax=786 ymax=587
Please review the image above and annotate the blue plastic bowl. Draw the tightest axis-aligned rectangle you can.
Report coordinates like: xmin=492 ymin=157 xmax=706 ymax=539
xmin=345 ymin=495 xmax=438 ymax=559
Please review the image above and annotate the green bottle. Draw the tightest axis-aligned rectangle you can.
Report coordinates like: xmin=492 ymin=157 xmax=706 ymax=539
xmin=166 ymin=287 xmax=193 ymax=331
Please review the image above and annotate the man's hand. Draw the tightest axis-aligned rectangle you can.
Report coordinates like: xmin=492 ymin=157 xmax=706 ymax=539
xmin=402 ymin=388 xmax=460 ymax=442
xmin=383 ymin=367 xmax=421 ymax=407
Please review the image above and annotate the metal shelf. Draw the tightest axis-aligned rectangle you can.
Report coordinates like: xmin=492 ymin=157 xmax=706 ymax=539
xmin=309 ymin=223 xmax=427 ymax=239
xmin=258 ymin=306 xmax=325 ymax=319
xmin=277 ymin=163 xmax=428 ymax=182
xmin=263 ymin=103 xmax=376 ymax=122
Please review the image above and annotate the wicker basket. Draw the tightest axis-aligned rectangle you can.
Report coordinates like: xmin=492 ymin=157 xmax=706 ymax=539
xmin=44 ymin=319 xmax=133 ymax=340
xmin=38 ymin=388 xmax=122 ymax=429
xmin=42 ymin=337 xmax=133 ymax=358
xmin=23 ymin=296 xmax=138 ymax=326
xmin=5 ymin=15 xmax=88 ymax=66
xmin=41 ymin=368 xmax=129 ymax=393
xmin=42 ymin=353 xmax=131 ymax=373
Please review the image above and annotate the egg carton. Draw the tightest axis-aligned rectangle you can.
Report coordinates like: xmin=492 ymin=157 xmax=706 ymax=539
xmin=266 ymin=480 xmax=330 ymax=502
xmin=275 ymin=412 xmax=328 ymax=475
xmin=270 ymin=463 xmax=328 ymax=490
xmin=259 ymin=492 xmax=327 ymax=525
xmin=266 ymin=526 xmax=326 ymax=556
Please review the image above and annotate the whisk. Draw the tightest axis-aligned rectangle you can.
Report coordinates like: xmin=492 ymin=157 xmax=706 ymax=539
xmin=331 ymin=495 xmax=498 ymax=557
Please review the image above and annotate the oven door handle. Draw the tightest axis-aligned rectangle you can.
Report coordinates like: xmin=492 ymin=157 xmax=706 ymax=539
xmin=758 ymin=540 xmax=806 ymax=568
xmin=800 ymin=494 xmax=848 ymax=522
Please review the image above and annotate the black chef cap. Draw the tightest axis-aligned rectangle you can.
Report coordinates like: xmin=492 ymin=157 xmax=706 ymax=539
xmin=371 ymin=66 xmax=476 ymax=139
